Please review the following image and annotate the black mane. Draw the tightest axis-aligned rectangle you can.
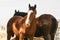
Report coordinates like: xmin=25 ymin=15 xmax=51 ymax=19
xmin=14 ymin=10 xmax=27 ymax=17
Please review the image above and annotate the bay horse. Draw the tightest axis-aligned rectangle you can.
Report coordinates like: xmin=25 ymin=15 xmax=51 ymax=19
xmin=7 ymin=4 xmax=37 ymax=40
xmin=14 ymin=10 xmax=28 ymax=40
xmin=35 ymin=14 xmax=58 ymax=40
xmin=7 ymin=16 xmax=27 ymax=40
xmin=18 ymin=4 xmax=37 ymax=40
xmin=7 ymin=10 xmax=27 ymax=40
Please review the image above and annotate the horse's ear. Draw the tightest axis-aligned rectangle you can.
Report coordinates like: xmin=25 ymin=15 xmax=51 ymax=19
xmin=29 ymin=4 xmax=31 ymax=8
xmin=15 ymin=10 xmax=17 ymax=13
xmin=34 ymin=4 xmax=36 ymax=9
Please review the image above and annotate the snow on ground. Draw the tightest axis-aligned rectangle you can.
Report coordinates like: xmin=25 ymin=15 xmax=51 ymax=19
xmin=0 ymin=25 xmax=7 ymax=40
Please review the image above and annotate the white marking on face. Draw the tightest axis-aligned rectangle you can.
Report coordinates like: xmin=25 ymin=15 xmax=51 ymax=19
xmin=25 ymin=10 xmax=33 ymax=25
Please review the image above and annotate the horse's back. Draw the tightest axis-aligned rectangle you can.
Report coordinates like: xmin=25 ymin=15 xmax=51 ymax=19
xmin=7 ymin=16 xmax=23 ymax=27
xmin=35 ymin=14 xmax=58 ymax=37
xmin=7 ymin=16 xmax=24 ymax=35
xmin=37 ymin=14 xmax=58 ymax=26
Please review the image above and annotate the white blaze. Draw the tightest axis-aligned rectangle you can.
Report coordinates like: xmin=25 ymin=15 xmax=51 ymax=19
xmin=25 ymin=10 xmax=33 ymax=24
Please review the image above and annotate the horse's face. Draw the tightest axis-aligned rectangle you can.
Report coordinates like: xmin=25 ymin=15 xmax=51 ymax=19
xmin=25 ymin=4 xmax=36 ymax=25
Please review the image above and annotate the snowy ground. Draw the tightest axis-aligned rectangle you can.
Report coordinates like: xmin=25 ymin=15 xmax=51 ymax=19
xmin=0 ymin=26 xmax=7 ymax=40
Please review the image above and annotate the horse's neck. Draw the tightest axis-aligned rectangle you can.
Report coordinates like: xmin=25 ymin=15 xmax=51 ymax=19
xmin=30 ymin=15 xmax=36 ymax=25
xmin=23 ymin=16 xmax=27 ymax=19
xmin=21 ymin=16 xmax=27 ymax=23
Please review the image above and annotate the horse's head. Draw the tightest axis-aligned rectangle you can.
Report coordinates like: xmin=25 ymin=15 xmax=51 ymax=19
xmin=25 ymin=4 xmax=37 ymax=25
xmin=14 ymin=10 xmax=27 ymax=17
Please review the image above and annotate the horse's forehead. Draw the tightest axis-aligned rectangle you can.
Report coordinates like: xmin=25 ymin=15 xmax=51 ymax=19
xmin=28 ymin=10 xmax=33 ymax=14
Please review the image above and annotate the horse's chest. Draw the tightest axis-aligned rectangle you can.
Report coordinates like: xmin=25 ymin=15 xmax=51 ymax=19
xmin=25 ymin=26 xmax=36 ymax=35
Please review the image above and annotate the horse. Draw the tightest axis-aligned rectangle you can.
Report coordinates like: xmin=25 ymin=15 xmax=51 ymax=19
xmin=35 ymin=14 xmax=58 ymax=40
xmin=18 ymin=4 xmax=37 ymax=40
xmin=7 ymin=4 xmax=37 ymax=40
xmin=7 ymin=10 xmax=27 ymax=40
xmin=14 ymin=10 xmax=28 ymax=40
xmin=7 ymin=8 xmax=27 ymax=40
xmin=7 ymin=15 xmax=27 ymax=40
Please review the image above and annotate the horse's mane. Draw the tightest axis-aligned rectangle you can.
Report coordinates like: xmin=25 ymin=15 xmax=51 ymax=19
xmin=14 ymin=10 xmax=27 ymax=17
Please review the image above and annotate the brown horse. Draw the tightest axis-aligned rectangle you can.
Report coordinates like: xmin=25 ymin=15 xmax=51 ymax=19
xmin=18 ymin=4 xmax=37 ymax=40
xmin=7 ymin=16 xmax=27 ymax=40
xmin=35 ymin=14 xmax=58 ymax=40
xmin=7 ymin=4 xmax=37 ymax=40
